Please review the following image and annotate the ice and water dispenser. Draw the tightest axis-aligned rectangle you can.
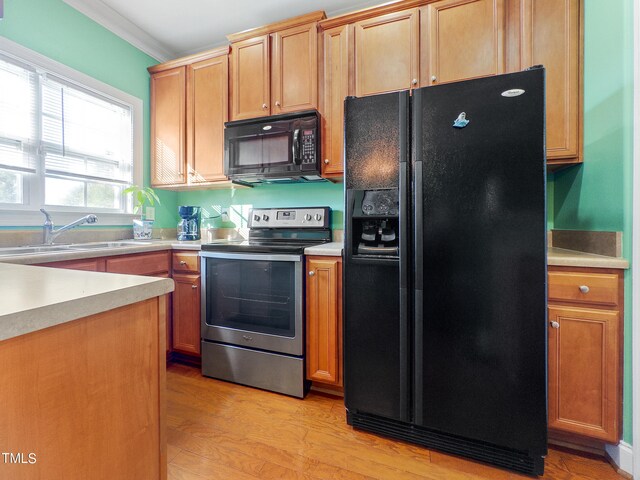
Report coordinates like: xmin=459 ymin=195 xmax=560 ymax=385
xmin=349 ymin=188 xmax=399 ymax=258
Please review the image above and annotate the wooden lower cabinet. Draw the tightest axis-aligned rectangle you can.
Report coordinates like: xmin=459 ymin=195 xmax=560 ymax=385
xmin=39 ymin=251 xmax=173 ymax=353
xmin=172 ymin=273 xmax=201 ymax=356
xmin=172 ymin=251 xmax=201 ymax=357
xmin=547 ymin=266 xmax=623 ymax=444
xmin=0 ymin=298 xmax=166 ymax=479
xmin=306 ymin=256 xmax=342 ymax=387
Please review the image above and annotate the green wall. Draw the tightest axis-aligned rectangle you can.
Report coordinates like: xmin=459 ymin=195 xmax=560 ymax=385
xmin=0 ymin=0 xmax=177 ymax=227
xmin=177 ymin=182 xmax=344 ymax=230
xmin=553 ymin=0 xmax=634 ymax=443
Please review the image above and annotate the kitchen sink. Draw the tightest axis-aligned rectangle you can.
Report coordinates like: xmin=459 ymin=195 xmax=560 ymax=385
xmin=0 ymin=241 xmax=156 ymax=257
xmin=67 ymin=241 xmax=148 ymax=250
xmin=0 ymin=245 xmax=74 ymax=256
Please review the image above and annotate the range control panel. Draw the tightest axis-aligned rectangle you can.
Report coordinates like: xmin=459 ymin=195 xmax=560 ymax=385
xmin=249 ymin=207 xmax=330 ymax=229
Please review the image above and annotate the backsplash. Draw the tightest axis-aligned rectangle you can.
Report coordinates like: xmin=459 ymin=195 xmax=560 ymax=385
xmin=175 ymin=182 xmax=344 ymax=230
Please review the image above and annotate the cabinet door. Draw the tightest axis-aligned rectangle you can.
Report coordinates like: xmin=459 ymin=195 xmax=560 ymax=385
xmin=520 ymin=0 xmax=581 ymax=164
xmin=306 ymin=256 xmax=342 ymax=386
xmin=321 ymin=25 xmax=349 ymax=177
xmin=172 ymin=273 xmax=201 ymax=356
xmin=422 ymin=0 xmax=505 ymax=86
xmin=105 ymin=251 xmax=170 ymax=276
xmin=272 ymin=23 xmax=318 ymax=114
xmin=548 ymin=305 xmax=620 ymax=442
xmin=187 ymin=54 xmax=229 ymax=183
xmin=150 ymin=67 xmax=186 ymax=186
xmin=230 ymin=35 xmax=270 ymax=120
xmin=354 ymin=9 xmax=420 ymax=96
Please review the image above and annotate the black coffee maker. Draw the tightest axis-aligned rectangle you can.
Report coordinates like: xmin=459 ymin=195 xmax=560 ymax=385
xmin=177 ymin=206 xmax=201 ymax=241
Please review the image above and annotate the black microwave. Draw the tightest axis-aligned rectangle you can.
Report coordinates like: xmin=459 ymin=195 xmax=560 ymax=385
xmin=224 ymin=110 xmax=323 ymax=185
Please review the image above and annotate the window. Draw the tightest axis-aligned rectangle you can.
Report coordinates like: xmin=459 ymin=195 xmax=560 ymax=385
xmin=0 ymin=38 xmax=142 ymax=225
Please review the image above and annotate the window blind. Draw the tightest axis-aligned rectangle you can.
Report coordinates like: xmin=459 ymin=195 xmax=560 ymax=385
xmin=0 ymin=54 xmax=37 ymax=174
xmin=41 ymin=74 xmax=134 ymax=185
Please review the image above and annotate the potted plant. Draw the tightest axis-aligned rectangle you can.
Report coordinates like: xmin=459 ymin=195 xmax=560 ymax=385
xmin=122 ymin=185 xmax=160 ymax=240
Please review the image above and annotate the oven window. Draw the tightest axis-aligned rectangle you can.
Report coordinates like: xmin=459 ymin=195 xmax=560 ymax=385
xmin=205 ymin=258 xmax=296 ymax=337
xmin=236 ymin=134 xmax=290 ymax=166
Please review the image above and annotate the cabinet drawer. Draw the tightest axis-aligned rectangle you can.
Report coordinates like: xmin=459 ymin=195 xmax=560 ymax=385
xmin=173 ymin=251 xmax=200 ymax=273
xmin=106 ymin=251 xmax=170 ymax=276
xmin=548 ymin=271 xmax=619 ymax=307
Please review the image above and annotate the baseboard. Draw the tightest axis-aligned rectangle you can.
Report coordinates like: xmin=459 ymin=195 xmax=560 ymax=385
xmin=605 ymin=441 xmax=633 ymax=478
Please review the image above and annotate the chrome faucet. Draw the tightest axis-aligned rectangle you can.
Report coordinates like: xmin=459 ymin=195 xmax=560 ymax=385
xmin=40 ymin=208 xmax=98 ymax=245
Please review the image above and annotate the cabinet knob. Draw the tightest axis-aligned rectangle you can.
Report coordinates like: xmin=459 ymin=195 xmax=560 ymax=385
xmin=275 ymin=101 xmax=281 ymax=107
xmin=308 ymin=271 xmax=315 ymax=276
xmin=431 ymin=75 xmax=437 ymax=82
xmin=579 ymin=285 xmax=590 ymax=294
xmin=550 ymin=321 xmax=560 ymax=329
xmin=324 ymin=159 xmax=330 ymax=164
xmin=262 ymin=103 xmax=268 ymax=109
xmin=411 ymin=78 xmax=418 ymax=86
xmin=191 ymin=284 xmax=198 ymax=289
xmin=179 ymin=261 xmax=187 ymax=265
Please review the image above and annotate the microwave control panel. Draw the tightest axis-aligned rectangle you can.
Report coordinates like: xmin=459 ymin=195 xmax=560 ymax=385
xmin=301 ymin=129 xmax=316 ymax=165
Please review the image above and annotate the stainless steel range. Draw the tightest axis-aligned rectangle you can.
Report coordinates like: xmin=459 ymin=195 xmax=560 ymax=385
xmin=200 ymin=206 xmax=331 ymax=398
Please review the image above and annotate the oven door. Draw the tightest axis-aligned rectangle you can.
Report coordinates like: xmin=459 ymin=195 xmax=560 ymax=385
xmin=200 ymin=251 xmax=304 ymax=356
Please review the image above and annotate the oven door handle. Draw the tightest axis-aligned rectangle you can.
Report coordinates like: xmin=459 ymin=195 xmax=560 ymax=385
xmin=199 ymin=251 xmax=302 ymax=262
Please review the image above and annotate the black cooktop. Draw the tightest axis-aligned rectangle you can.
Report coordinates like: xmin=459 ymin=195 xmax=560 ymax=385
xmin=200 ymin=240 xmax=328 ymax=255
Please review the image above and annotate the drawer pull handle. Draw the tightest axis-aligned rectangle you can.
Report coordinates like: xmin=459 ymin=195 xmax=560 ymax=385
xmin=179 ymin=261 xmax=187 ymax=265
xmin=191 ymin=284 xmax=197 ymax=289
xmin=579 ymin=285 xmax=590 ymax=294
xmin=550 ymin=321 xmax=559 ymax=329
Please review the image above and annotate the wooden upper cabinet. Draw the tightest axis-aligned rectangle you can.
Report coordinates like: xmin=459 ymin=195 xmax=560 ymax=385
xmin=520 ymin=0 xmax=582 ymax=165
xmin=422 ymin=0 xmax=505 ymax=86
xmin=150 ymin=67 xmax=186 ymax=186
xmin=354 ymin=9 xmax=420 ymax=96
xmin=230 ymin=35 xmax=270 ymax=121
xmin=548 ymin=305 xmax=620 ymax=442
xmin=187 ymin=54 xmax=229 ymax=183
xmin=271 ymin=23 xmax=318 ymax=114
xmin=321 ymin=24 xmax=349 ymax=177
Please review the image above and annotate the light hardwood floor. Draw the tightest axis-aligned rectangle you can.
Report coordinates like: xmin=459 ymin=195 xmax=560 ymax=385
xmin=167 ymin=363 xmax=626 ymax=480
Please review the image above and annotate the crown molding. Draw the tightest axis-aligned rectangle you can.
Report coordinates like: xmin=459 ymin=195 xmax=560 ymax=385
xmin=63 ymin=0 xmax=176 ymax=62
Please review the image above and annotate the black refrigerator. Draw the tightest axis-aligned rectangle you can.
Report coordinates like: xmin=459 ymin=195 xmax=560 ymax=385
xmin=343 ymin=69 xmax=547 ymax=476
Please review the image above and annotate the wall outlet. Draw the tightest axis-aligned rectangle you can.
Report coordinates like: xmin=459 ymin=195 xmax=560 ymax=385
xmin=145 ymin=206 xmax=155 ymax=221
xmin=221 ymin=211 xmax=229 ymax=222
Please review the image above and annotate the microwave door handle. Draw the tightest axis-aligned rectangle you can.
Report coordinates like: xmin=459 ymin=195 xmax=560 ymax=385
xmin=292 ymin=129 xmax=302 ymax=165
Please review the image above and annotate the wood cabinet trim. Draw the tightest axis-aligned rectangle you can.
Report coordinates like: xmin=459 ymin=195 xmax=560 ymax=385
xmin=520 ymin=0 xmax=582 ymax=163
xmin=423 ymin=0 xmax=505 ymax=87
xmin=148 ymin=45 xmax=230 ymax=73
xmin=271 ymin=22 xmax=319 ymax=113
xmin=548 ymin=305 xmax=619 ymax=442
xmin=186 ymin=54 xmax=229 ymax=184
xmin=354 ymin=8 xmax=420 ymax=97
xmin=172 ymin=273 xmax=201 ymax=356
xmin=227 ymin=10 xmax=326 ymax=43
xmin=306 ymin=256 xmax=342 ymax=387
xmin=150 ymin=66 xmax=187 ymax=187
xmin=320 ymin=24 xmax=349 ymax=176
xmin=230 ymin=35 xmax=271 ymax=120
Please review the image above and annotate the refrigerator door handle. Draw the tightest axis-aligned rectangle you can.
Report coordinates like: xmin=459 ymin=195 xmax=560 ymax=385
xmin=413 ymin=160 xmax=424 ymax=425
xmin=412 ymin=88 xmax=424 ymax=425
xmin=398 ymin=90 xmax=409 ymax=421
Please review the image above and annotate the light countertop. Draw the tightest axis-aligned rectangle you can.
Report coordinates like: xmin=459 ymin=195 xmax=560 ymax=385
xmin=0 ymin=262 xmax=174 ymax=342
xmin=547 ymin=247 xmax=629 ymax=269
